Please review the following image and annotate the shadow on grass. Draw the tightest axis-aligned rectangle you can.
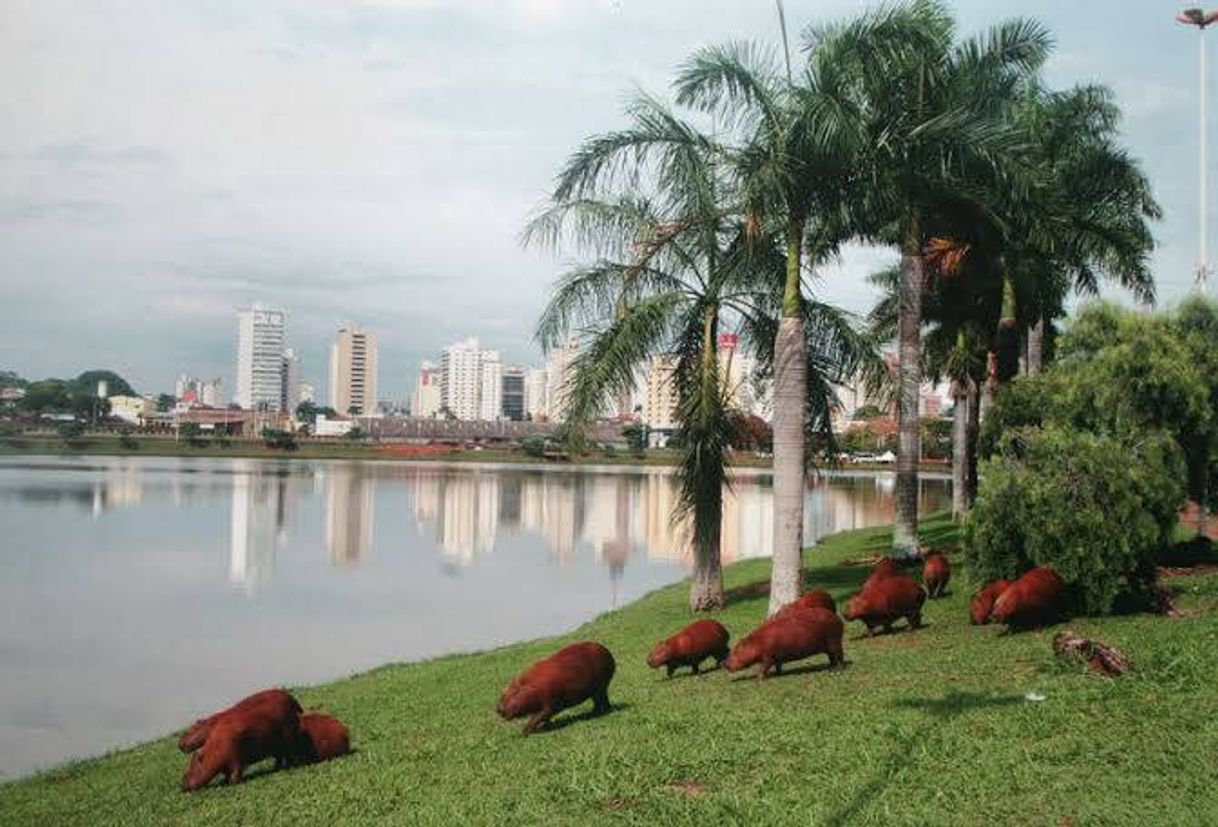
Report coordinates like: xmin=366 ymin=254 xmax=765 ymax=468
xmin=724 ymin=564 xmax=874 ymax=609
xmin=823 ymin=690 xmax=1023 ymax=827
xmin=532 ymin=703 xmax=632 ymax=735
xmin=726 ymin=660 xmax=844 ymax=682
xmin=657 ymin=663 xmax=727 ymax=681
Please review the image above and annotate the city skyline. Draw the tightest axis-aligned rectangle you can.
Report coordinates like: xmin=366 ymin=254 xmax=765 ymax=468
xmin=0 ymin=2 xmax=1208 ymax=398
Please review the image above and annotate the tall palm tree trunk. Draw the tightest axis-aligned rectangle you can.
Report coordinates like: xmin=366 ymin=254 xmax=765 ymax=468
xmin=768 ymin=220 xmax=807 ymax=614
xmin=1026 ymin=316 xmax=1045 ymax=375
xmin=995 ymin=273 xmax=1020 ymax=384
xmin=690 ymin=521 xmax=724 ymax=611
xmin=966 ymin=378 xmax=980 ymax=503
xmin=893 ymin=239 xmax=924 ymax=557
xmin=951 ymin=378 xmax=971 ymax=520
xmin=690 ymin=304 xmax=725 ymax=611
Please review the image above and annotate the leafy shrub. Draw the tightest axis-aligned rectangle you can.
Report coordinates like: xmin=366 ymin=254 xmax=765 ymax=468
xmin=118 ymin=430 xmax=139 ymax=450
xmin=521 ymin=435 xmax=546 ymax=458
xmin=56 ymin=420 xmax=85 ymax=445
xmin=964 ymin=426 xmax=1185 ymax=615
xmin=261 ymin=428 xmax=298 ymax=450
xmin=345 ymin=427 xmax=367 ymax=442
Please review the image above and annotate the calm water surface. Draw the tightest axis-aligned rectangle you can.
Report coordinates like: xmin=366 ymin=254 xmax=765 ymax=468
xmin=0 ymin=455 xmax=950 ymax=778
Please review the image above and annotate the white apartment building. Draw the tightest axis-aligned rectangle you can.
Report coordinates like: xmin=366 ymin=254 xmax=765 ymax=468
xmin=478 ymin=350 xmax=502 ymax=421
xmin=524 ymin=367 xmax=548 ymax=420
xmin=439 ymin=338 xmax=484 ymax=421
xmin=411 ymin=360 xmax=441 ymax=418
xmin=544 ymin=338 xmax=580 ymax=423
xmin=235 ymin=305 xmax=287 ymax=411
xmin=644 ymin=356 xmax=680 ymax=431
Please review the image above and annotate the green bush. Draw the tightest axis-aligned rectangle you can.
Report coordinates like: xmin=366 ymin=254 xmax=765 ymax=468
xmin=964 ymin=426 xmax=1185 ymax=614
xmin=521 ymin=435 xmax=546 ymax=458
xmin=118 ymin=430 xmax=139 ymax=450
xmin=261 ymin=428 xmax=298 ymax=450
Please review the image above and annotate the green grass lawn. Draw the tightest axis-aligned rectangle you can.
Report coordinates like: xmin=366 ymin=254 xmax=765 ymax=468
xmin=3 ymin=514 xmax=1217 ymax=826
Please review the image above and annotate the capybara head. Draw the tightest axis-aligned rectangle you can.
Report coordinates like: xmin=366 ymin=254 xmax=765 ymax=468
xmin=842 ymin=593 xmax=866 ymax=621
xmin=181 ymin=744 xmax=223 ymax=792
xmin=496 ymin=681 xmax=538 ymax=721
xmin=178 ymin=719 xmax=208 ymax=753
xmin=723 ymin=639 xmax=759 ymax=673
xmin=970 ymin=580 xmax=1011 ymax=625
xmin=646 ymin=640 xmax=671 ymax=669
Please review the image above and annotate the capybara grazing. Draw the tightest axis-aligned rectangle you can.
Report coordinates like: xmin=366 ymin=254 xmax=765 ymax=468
xmin=863 ymin=557 xmax=903 ymax=591
xmin=647 ymin=619 xmax=730 ymax=677
xmin=178 ymin=689 xmax=302 ymax=754
xmin=970 ymin=579 xmax=1013 ymax=625
xmin=843 ymin=573 xmax=926 ymax=635
xmin=776 ymin=589 xmax=837 ymax=616
xmin=990 ymin=566 xmax=1065 ymax=629
xmin=181 ymin=707 xmax=302 ymax=791
xmin=497 ymin=641 xmax=616 ymax=735
xmin=922 ymin=552 xmax=951 ymax=598
xmin=295 ymin=713 xmax=350 ymax=765
xmin=724 ymin=608 xmax=845 ymax=679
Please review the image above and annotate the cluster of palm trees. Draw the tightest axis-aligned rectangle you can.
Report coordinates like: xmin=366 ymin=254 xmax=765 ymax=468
xmin=525 ymin=0 xmax=1158 ymax=613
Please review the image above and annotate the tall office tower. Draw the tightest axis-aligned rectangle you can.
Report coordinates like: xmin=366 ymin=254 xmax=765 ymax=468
xmin=235 ymin=305 xmax=287 ymax=410
xmin=524 ymin=367 xmax=548 ymax=420
xmin=478 ymin=350 xmax=502 ymax=421
xmin=544 ymin=338 xmax=580 ymax=423
xmin=501 ymin=366 xmax=526 ymax=421
xmin=328 ymin=325 xmax=379 ymax=416
xmin=439 ymin=337 xmax=483 ymax=421
xmin=644 ymin=355 xmax=679 ymax=430
xmin=281 ymin=348 xmax=300 ymax=414
xmin=411 ymin=360 xmax=441 ymax=418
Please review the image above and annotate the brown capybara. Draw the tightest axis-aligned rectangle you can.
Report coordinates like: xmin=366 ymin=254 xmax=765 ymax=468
xmin=843 ymin=573 xmax=926 ymax=635
xmin=922 ymin=552 xmax=951 ymax=599
xmin=294 ymin=713 xmax=350 ymax=765
xmin=970 ymin=579 xmax=1013 ymax=625
xmin=178 ymin=689 xmax=302 ymax=754
xmin=180 ymin=706 xmax=302 ymax=791
xmin=776 ymin=589 xmax=837 ymax=617
xmin=863 ymin=557 xmax=903 ymax=592
xmin=724 ymin=608 xmax=845 ymax=679
xmin=990 ymin=566 xmax=1065 ymax=629
xmin=497 ymin=641 xmax=616 ymax=735
xmin=647 ymin=619 xmax=730 ymax=677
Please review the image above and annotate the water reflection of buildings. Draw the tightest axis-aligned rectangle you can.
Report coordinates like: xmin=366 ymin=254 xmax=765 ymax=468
xmin=324 ymin=465 xmax=376 ymax=566
xmin=229 ymin=462 xmax=292 ymax=592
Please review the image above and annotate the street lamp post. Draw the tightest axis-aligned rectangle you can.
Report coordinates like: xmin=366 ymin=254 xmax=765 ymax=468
xmin=1179 ymin=7 xmax=1218 ymax=293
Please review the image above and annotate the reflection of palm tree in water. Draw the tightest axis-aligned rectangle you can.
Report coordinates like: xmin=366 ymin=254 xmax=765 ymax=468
xmin=601 ymin=477 xmax=633 ymax=609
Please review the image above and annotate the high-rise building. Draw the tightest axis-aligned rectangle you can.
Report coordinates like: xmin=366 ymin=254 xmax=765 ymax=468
xmin=199 ymin=378 xmax=222 ymax=408
xmin=644 ymin=355 xmax=679 ymax=431
xmin=411 ymin=360 xmax=441 ymax=418
xmin=328 ymin=325 xmax=379 ymax=416
xmin=502 ymin=366 xmax=526 ymax=421
xmin=235 ymin=305 xmax=287 ymax=410
xmin=281 ymin=348 xmax=300 ymax=414
xmin=524 ymin=367 xmax=548 ymax=420
xmin=439 ymin=338 xmax=484 ymax=420
xmin=478 ymin=350 xmax=502 ymax=421
xmin=545 ymin=338 xmax=580 ymax=423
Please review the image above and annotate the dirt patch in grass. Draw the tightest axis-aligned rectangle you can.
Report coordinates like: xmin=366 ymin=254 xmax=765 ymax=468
xmin=662 ymin=779 xmax=706 ymax=798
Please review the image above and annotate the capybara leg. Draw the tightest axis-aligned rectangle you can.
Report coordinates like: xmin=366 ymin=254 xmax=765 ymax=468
xmin=774 ymin=661 xmax=783 ymax=675
xmin=829 ymin=645 xmax=845 ymax=669
xmin=523 ymin=706 xmax=553 ymax=735
xmin=691 ymin=661 xmax=700 ymax=675
xmin=593 ymin=689 xmax=611 ymax=715
xmin=882 ymin=622 xmax=894 ymax=635
xmin=757 ymin=659 xmax=771 ymax=680
xmin=909 ymin=612 xmax=923 ymax=630
xmin=226 ymin=763 xmax=244 ymax=786
xmin=716 ymin=647 xmax=729 ymax=667
xmin=666 ymin=664 xmax=674 ymax=679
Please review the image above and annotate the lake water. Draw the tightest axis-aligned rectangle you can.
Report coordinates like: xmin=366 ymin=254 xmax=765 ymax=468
xmin=0 ymin=455 xmax=950 ymax=779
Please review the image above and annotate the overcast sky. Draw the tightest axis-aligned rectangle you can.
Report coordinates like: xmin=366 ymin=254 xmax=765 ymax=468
xmin=0 ymin=1 xmax=1204 ymax=399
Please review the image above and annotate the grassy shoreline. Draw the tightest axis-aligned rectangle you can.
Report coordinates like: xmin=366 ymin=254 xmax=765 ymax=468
xmin=3 ymin=514 xmax=1215 ymax=824
xmin=0 ymin=435 xmax=949 ymax=474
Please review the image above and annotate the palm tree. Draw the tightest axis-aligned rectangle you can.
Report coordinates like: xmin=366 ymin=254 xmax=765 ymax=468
xmin=671 ymin=9 xmax=884 ymax=612
xmin=846 ymin=0 xmax=1051 ymax=555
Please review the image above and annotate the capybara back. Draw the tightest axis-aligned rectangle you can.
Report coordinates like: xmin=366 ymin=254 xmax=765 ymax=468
xmin=991 ymin=566 xmax=1064 ymax=629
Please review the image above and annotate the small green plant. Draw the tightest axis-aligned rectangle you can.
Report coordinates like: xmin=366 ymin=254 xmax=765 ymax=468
xmin=118 ymin=430 xmax=139 ymax=450
xmin=344 ymin=427 xmax=366 ymax=442
xmin=56 ymin=420 xmax=85 ymax=446
xmin=261 ymin=428 xmax=298 ymax=450
xmin=521 ymin=435 xmax=546 ymax=458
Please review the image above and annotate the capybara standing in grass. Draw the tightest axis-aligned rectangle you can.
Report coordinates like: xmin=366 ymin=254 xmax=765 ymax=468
xmin=647 ymin=619 xmax=730 ymax=677
xmin=776 ymin=589 xmax=837 ymax=616
xmin=922 ymin=552 xmax=951 ymax=598
xmin=295 ymin=713 xmax=351 ymax=765
xmin=843 ymin=573 xmax=926 ymax=635
xmin=497 ymin=641 xmax=616 ymax=735
xmin=724 ymin=608 xmax=845 ymax=679
xmin=178 ymin=689 xmax=301 ymax=753
xmin=970 ymin=579 xmax=1014 ymax=625
xmin=180 ymin=706 xmax=303 ymax=791
xmin=990 ymin=566 xmax=1065 ymax=629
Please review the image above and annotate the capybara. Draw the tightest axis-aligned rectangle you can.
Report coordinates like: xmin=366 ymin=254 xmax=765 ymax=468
xmin=647 ymin=619 xmax=730 ymax=677
xmin=294 ymin=713 xmax=350 ymax=765
xmin=497 ymin=641 xmax=616 ymax=734
xmin=922 ymin=552 xmax=951 ymax=599
xmin=863 ymin=557 xmax=903 ymax=592
xmin=990 ymin=566 xmax=1065 ymax=629
xmin=178 ymin=689 xmax=302 ymax=754
xmin=180 ymin=707 xmax=302 ymax=791
xmin=776 ymin=589 xmax=837 ymax=617
xmin=724 ymin=608 xmax=845 ymax=679
xmin=843 ymin=573 xmax=926 ymax=635
xmin=970 ymin=579 xmax=1013 ymax=625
